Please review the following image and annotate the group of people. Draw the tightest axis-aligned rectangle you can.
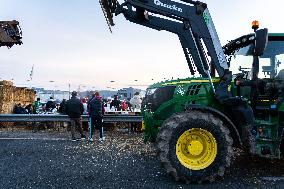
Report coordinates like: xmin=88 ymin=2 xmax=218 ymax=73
xmin=64 ymin=91 xmax=105 ymax=142
xmin=109 ymin=92 xmax=142 ymax=111
xmin=14 ymin=98 xmax=46 ymax=114
xmin=13 ymin=103 xmax=33 ymax=114
xmin=14 ymin=97 xmax=58 ymax=115
xmin=14 ymin=91 xmax=143 ymax=142
xmin=64 ymin=91 xmax=142 ymax=141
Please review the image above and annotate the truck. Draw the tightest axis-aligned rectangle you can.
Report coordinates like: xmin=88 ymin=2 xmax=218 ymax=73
xmin=100 ymin=0 xmax=283 ymax=183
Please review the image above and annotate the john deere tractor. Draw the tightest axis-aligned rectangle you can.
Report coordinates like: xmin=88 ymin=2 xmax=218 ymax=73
xmin=100 ymin=0 xmax=283 ymax=183
xmin=142 ymin=33 xmax=284 ymax=182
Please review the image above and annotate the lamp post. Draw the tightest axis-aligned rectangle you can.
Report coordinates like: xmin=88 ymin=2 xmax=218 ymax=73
xmin=68 ymin=83 xmax=71 ymax=99
xmin=110 ymin=80 xmax=116 ymax=90
xmin=49 ymin=80 xmax=55 ymax=99
xmin=81 ymin=85 xmax=86 ymax=98
xmin=91 ymin=86 xmax=96 ymax=92
xmin=26 ymin=79 xmax=31 ymax=89
xmin=54 ymin=85 xmax=58 ymax=100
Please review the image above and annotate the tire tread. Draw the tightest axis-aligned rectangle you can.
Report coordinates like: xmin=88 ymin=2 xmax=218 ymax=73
xmin=156 ymin=110 xmax=233 ymax=183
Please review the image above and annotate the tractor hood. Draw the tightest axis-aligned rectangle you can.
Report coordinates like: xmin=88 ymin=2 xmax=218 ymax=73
xmin=148 ymin=77 xmax=220 ymax=89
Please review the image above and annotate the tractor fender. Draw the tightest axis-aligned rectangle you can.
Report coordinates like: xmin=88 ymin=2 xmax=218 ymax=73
xmin=185 ymin=104 xmax=243 ymax=147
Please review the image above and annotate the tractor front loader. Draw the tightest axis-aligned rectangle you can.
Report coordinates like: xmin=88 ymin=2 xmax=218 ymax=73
xmin=100 ymin=0 xmax=283 ymax=183
xmin=0 ymin=20 xmax=22 ymax=48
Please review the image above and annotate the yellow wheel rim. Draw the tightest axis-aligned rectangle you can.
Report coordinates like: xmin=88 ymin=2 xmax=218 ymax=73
xmin=141 ymin=121 xmax=145 ymax=131
xmin=176 ymin=128 xmax=217 ymax=170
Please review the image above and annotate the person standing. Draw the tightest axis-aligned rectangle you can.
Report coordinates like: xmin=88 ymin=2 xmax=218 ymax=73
xmin=32 ymin=98 xmax=42 ymax=131
xmin=121 ymin=100 xmax=128 ymax=111
xmin=81 ymin=98 xmax=88 ymax=114
xmin=65 ymin=91 xmax=86 ymax=141
xmin=130 ymin=92 xmax=142 ymax=132
xmin=58 ymin=99 xmax=66 ymax=114
xmin=130 ymin=92 xmax=142 ymax=110
xmin=46 ymin=97 xmax=56 ymax=112
xmin=89 ymin=91 xmax=105 ymax=142
xmin=32 ymin=98 xmax=41 ymax=114
xmin=110 ymin=95 xmax=121 ymax=111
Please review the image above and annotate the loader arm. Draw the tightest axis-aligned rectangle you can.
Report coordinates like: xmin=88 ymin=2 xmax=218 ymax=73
xmin=100 ymin=0 xmax=232 ymax=99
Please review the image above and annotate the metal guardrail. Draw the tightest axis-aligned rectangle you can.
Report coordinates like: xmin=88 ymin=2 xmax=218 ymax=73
xmin=0 ymin=114 xmax=143 ymax=123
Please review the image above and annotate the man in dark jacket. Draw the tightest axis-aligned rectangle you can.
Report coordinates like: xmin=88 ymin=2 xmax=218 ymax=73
xmin=88 ymin=91 xmax=105 ymax=142
xmin=45 ymin=97 xmax=56 ymax=112
xmin=58 ymin=99 xmax=66 ymax=114
xmin=65 ymin=91 xmax=86 ymax=141
xmin=110 ymin=95 xmax=121 ymax=111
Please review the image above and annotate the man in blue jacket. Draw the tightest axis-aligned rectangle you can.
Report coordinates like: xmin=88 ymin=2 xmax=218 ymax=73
xmin=65 ymin=91 xmax=86 ymax=141
xmin=88 ymin=91 xmax=105 ymax=142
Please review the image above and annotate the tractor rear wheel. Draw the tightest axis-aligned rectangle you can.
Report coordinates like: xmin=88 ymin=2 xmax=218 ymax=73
xmin=156 ymin=110 xmax=233 ymax=183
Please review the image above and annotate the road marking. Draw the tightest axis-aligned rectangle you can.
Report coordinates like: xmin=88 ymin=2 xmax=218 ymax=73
xmin=0 ymin=137 xmax=69 ymax=141
xmin=261 ymin=177 xmax=284 ymax=181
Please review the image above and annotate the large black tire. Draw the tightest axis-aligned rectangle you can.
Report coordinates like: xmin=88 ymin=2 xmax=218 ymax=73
xmin=156 ymin=110 xmax=233 ymax=183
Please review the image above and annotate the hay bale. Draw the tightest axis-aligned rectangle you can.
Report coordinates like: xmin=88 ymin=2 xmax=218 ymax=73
xmin=0 ymin=80 xmax=13 ymax=86
xmin=0 ymin=80 xmax=35 ymax=127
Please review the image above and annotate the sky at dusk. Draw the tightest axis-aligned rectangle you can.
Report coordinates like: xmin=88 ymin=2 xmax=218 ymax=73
xmin=0 ymin=0 xmax=283 ymax=91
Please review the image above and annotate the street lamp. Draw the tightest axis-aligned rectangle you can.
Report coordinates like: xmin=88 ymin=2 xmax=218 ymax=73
xmin=49 ymin=80 xmax=55 ymax=99
xmin=68 ymin=83 xmax=71 ymax=99
xmin=109 ymin=80 xmax=116 ymax=91
xmin=54 ymin=85 xmax=58 ymax=99
xmin=91 ymin=86 xmax=96 ymax=92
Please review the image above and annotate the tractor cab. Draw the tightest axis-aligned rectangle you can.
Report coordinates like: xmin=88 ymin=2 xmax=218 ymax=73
xmin=230 ymin=33 xmax=284 ymax=79
xmin=229 ymin=34 xmax=284 ymax=158
xmin=230 ymin=34 xmax=284 ymax=103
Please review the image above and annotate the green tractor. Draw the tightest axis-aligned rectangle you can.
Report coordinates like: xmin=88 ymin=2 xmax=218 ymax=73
xmin=100 ymin=0 xmax=283 ymax=183
xmin=142 ymin=33 xmax=284 ymax=182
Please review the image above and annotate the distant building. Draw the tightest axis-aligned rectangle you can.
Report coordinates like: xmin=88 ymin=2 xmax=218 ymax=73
xmin=32 ymin=87 xmax=145 ymax=103
xmin=117 ymin=87 xmax=142 ymax=100
xmin=33 ymin=87 xmax=69 ymax=103
xmin=79 ymin=90 xmax=118 ymax=100
xmin=99 ymin=90 xmax=118 ymax=99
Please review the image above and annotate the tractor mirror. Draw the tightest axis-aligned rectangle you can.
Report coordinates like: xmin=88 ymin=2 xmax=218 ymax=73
xmin=254 ymin=28 xmax=268 ymax=56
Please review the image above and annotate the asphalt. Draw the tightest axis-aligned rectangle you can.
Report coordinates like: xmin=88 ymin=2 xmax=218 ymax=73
xmin=0 ymin=129 xmax=283 ymax=189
